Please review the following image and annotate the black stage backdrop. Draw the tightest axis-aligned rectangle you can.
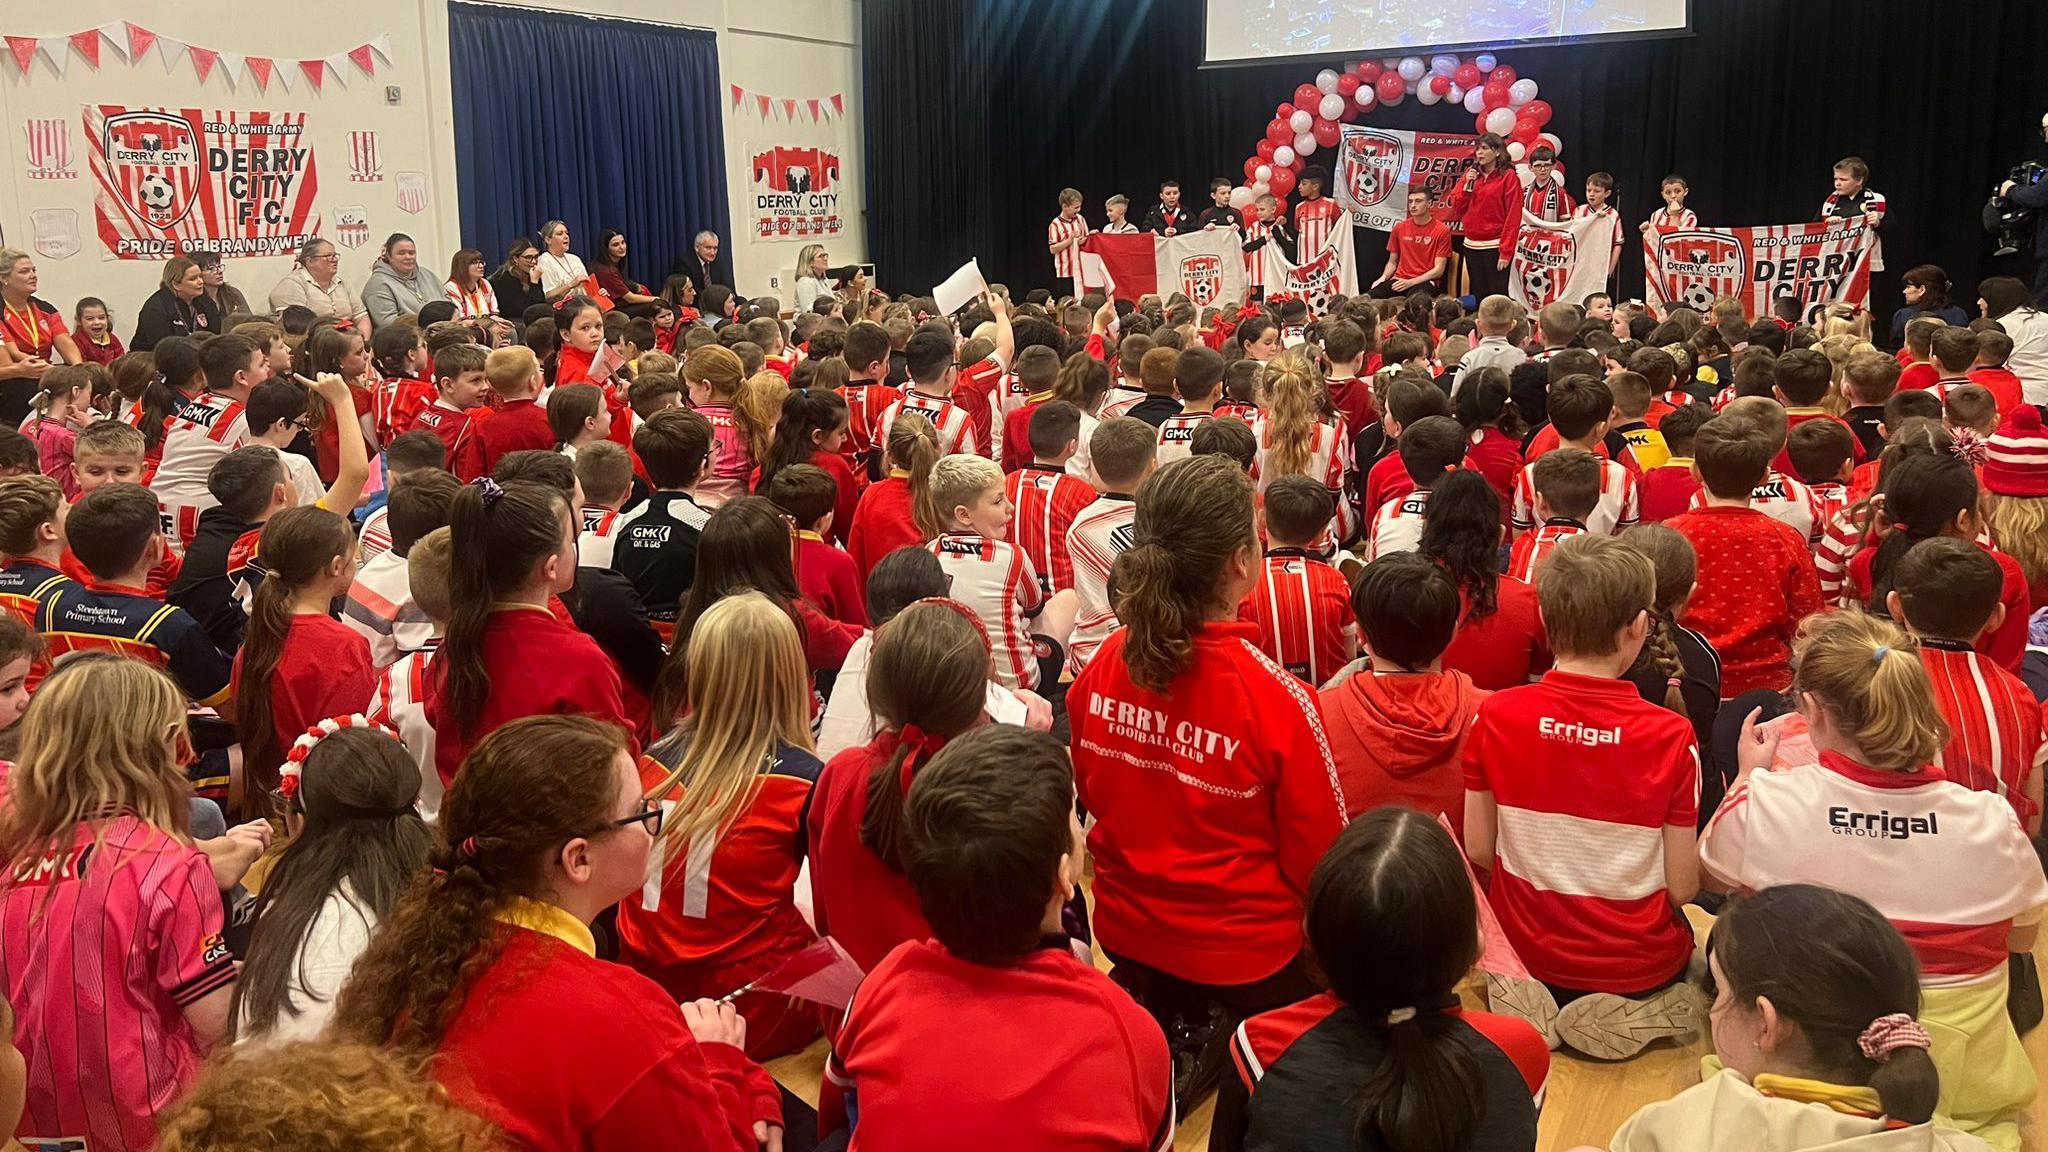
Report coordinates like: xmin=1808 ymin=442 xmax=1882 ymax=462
xmin=863 ymin=0 xmax=2048 ymax=318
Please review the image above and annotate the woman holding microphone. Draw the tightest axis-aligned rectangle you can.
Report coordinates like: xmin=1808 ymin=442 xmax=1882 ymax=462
xmin=1448 ymin=133 xmax=1521 ymax=301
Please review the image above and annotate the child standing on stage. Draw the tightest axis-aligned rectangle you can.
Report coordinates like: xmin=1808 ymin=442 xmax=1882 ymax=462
xmin=1294 ymin=166 xmax=1344 ymax=260
xmin=1701 ymin=610 xmax=2046 ymax=1151
xmin=1640 ymin=173 xmax=1698 ymax=234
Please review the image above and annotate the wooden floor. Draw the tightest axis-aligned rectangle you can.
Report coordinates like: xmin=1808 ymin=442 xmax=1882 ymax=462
xmin=767 ymin=905 xmax=2048 ymax=1152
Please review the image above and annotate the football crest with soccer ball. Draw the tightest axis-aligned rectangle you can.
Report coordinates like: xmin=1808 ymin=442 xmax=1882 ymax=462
xmin=138 ymin=173 xmax=176 ymax=216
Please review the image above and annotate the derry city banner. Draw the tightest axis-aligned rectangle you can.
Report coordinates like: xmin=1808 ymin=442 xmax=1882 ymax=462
xmin=87 ymin=104 xmax=321 ymax=259
xmin=1644 ymin=217 xmax=1877 ymax=323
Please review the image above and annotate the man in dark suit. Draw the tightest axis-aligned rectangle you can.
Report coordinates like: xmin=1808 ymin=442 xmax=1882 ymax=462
xmin=672 ymin=230 xmax=734 ymax=296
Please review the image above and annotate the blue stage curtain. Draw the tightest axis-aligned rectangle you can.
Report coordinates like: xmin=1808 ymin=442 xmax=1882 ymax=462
xmin=447 ymin=2 xmax=730 ymax=288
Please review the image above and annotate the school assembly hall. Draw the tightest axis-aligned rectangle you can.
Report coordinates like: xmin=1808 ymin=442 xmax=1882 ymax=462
xmin=3 ymin=0 xmax=2048 ymax=1149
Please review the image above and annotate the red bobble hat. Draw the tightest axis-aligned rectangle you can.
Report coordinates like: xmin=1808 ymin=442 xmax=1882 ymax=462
xmin=1983 ymin=403 xmax=2048 ymax=498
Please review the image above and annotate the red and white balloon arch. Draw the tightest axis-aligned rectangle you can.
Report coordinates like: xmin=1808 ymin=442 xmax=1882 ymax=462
xmin=1233 ymin=52 xmax=1564 ymax=217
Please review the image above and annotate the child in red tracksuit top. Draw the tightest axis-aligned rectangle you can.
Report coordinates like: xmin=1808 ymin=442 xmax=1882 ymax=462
xmin=1069 ymin=454 xmax=1347 ymax=1087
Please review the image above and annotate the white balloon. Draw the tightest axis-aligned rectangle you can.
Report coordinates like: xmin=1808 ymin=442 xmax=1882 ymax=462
xmin=1463 ymin=87 xmax=1487 ymax=113
xmin=1484 ymin=107 xmax=1517 ymax=136
xmin=1252 ymin=180 xmax=1271 ymax=197
xmin=1508 ymin=78 xmax=1539 ymax=106
xmin=1507 ymin=141 xmax=1528 ymax=162
xmin=1290 ymin=110 xmax=1314 ymax=133
xmin=1417 ymin=83 xmax=1442 ymax=106
xmin=1315 ymin=68 xmax=1340 ymax=94
xmin=1448 ymin=83 xmax=1464 ymax=104
xmin=1293 ymin=132 xmax=1318 ymax=156
xmin=1319 ymin=93 xmax=1346 ymax=120
xmin=1229 ymin=186 xmax=1257 ymax=210
xmin=1430 ymin=54 xmax=1460 ymax=76
xmin=1354 ymin=86 xmax=1375 ymax=108
xmin=1273 ymin=144 xmax=1296 ymax=167
xmin=1515 ymin=162 xmax=1534 ymax=183
xmin=1476 ymin=53 xmax=1498 ymax=72
xmin=1397 ymin=56 xmax=1426 ymax=82
xmin=1255 ymin=164 xmax=1273 ymax=183
xmin=1536 ymin=132 xmax=1562 ymax=155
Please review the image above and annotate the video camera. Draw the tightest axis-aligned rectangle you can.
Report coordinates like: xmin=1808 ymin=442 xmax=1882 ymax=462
xmin=1986 ymin=161 xmax=2045 ymax=257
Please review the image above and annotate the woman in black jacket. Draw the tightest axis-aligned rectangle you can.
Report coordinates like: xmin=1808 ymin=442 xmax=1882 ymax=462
xmin=488 ymin=237 xmax=547 ymax=325
xmin=131 ymin=257 xmax=223 ymax=351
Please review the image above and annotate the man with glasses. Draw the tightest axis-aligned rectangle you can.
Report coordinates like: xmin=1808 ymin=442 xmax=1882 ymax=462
xmin=672 ymin=230 xmax=732 ymax=300
xmin=267 ymin=238 xmax=371 ymax=332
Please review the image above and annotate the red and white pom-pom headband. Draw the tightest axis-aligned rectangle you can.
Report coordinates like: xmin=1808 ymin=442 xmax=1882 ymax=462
xmin=277 ymin=713 xmax=399 ymax=801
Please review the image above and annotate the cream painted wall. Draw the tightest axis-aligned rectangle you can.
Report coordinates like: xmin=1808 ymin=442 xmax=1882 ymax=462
xmin=0 ymin=0 xmax=860 ymax=330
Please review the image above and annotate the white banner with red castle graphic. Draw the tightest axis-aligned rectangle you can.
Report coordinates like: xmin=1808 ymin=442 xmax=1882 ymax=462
xmin=1079 ymin=230 xmax=1248 ymax=308
xmin=1508 ymin=212 xmax=1618 ymax=310
xmin=1644 ymin=218 xmax=1878 ymax=323
xmin=86 ymin=104 xmax=320 ymax=260
xmin=749 ymin=143 xmax=845 ymax=240
xmin=1259 ymin=222 xmax=1358 ymax=315
xmin=1335 ymin=125 xmax=1482 ymax=235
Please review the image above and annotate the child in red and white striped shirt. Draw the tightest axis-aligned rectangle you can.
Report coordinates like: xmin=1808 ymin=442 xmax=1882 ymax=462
xmin=878 ymin=329 xmax=981 ymax=459
xmin=926 ymin=455 xmax=1076 ymax=692
xmin=1784 ymin=418 xmax=1856 ymax=539
xmin=1004 ymin=402 xmax=1095 ymax=596
xmin=1511 ymin=375 xmax=1638 ymax=536
xmin=1508 ymin=448 xmax=1596 ymax=583
xmin=1047 ymin=187 xmax=1088 ymax=284
xmin=1244 ymin=476 xmax=1355 ymax=686
xmin=1064 ymin=418 xmax=1157 ymax=676
xmin=1889 ymin=538 xmax=2044 ymax=831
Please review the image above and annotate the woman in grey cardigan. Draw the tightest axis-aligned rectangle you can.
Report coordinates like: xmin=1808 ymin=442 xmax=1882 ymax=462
xmin=361 ymin=233 xmax=443 ymax=328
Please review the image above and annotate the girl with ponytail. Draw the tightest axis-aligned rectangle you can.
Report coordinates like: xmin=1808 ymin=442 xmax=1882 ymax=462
xmin=1849 ymin=449 xmax=2028 ymax=668
xmin=617 ymin=593 xmax=824 ymax=1060
xmin=230 ymin=506 xmax=374 ymax=811
xmin=1069 ymin=454 xmax=1347 ymax=1084
xmin=1701 ymin=609 xmax=2048 ymax=1150
xmin=810 ymin=597 xmax=990 ymax=971
xmin=1419 ymin=469 xmax=1549 ymax=691
xmin=333 ymin=714 xmax=779 ymax=1150
xmin=1614 ymin=885 xmax=1966 ymax=1152
xmin=756 ymin=385 xmax=860 ymax=546
xmin=1211 ymin=808 xmax=1548 ymax=1152
xmin=423 ymin=478 xmax=628 ymax=789
xmin=1253 ymin=352 xmax=1354 ymax=541
xmin=847 ymin=410 xmax=941 ymax=574
xmin=1620 ymin=524 xmax=1721 ymax=757
xmin=1816 ymin=416 xmax=1951 ymax=605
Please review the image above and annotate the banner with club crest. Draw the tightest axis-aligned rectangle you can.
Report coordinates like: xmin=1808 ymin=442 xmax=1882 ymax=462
xmin=85 ymin=104 xmax=321 ymax=260
xmin=1335 ymin=124 xmax=1479 ymax=235
xmin=1644 ymin=218 xmax=1877 ymax=324
xmin=1508 ymin=212 xmax=1618 ymax=310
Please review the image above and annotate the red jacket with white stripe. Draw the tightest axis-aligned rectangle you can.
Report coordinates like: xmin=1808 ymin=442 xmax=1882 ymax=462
xmin=1069 ymin=621 xmax=1349 ymax=986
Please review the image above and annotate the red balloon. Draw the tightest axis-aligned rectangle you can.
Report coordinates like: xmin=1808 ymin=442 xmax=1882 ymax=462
xmin=1512 ymin=120 xmax=1541 ymax=145
xmin=1516 ymin=110 xmax=1543 ymax=134
xmin=1278 ymin=102 xmax=1295 ymax=119
xmin=1429 ymin=75 xmax=1452 ymax=95
xmin=1268 ymin=167 xmax=1297 ymax=197
xmin=1256 ymin=138 xmax=1280 ymax=161
xmin=1270 ymin=195 xmax=1289 ymax=217
xmin=1294 ymin=83 xmax=1321 ymax=108
xmin=1491 ymin=64 xmax=1517 ymax=85
xmin=1453 ymin=62 xmax=1482 ymax=88
xmin=1357 ymin=61 xmax=1383 ymax=83
xmin=1375 ymin=72 xmax=1405 ymax=102
xmin=1336 ymin=73 xmax=1361 ymax=97
xmin=1311 ymin=119 xmax=1341 ymax=147
xmin=1475 ymin=111 xmax=1493 ymax=135
xmin=1524 ymin=99 xmax=1553 ymax=127
xmin=1244 ymin=156 xmax=1263 ymax=178
xmin=1338 ymin=100 xmax=1360 ymax=122
xmin=1266 ymin=119 xmax=1292 ymax=144
xmin=1482 ymin=83 xmax=1511 ymax=110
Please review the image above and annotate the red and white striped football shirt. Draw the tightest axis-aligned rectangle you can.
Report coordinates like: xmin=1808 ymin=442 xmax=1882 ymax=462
xmin=1919 ymin=637 xmax=2044 ymax=824
xmin=2 ymin=816 xmax=236 ymax=1152
xmin=1243 ymin=219 xmax=1276 ymax=289
xmin=1702 ymin=751 xmax=2048 ymax=987
xmin=880 ymin=389 xmax=978 ymax=459
xmin=357 ymin=505 xmax=393 ymax=569
xmin=150 ymin=392 xmax=251 ymax=554
xmin=1806 ymin=481 xmax=1849 ymax=541
xmin=1295 ymin=197 xmax=1346 ymax=261
xmin=1522 ymin=177 xmax=1576 ymax=226
xmin=1006 ymin=465 xmax=1095 ymax=595
xmin=1511 ymin=458 xmax=1638 ymax=536
xmin=929 ymin=532 xmax=1045 ymax=690
xmin=1814 ymin=501 xmax=1872 ymax=606
xmin=1645 ymin=206 xmax=1698 ymax=231
xmin=989 ymin=371 xmax=1035 ymax=467
xmin=1570 ymin=202 xmax=1623 ymax=266
xmin=1065 ymin=493 xmax=1137 ymax=675
xmin=578 ymin=504 xmax=629 ymax=569
xmin=1507 ymin=518 xmax=1588 ymax=583
xmin=370 ymin=642 xmax=442 ymax=822
xmin=953 ymin=354 xmax=1006 ymax=459
xmin=1048 ymin=213 xmax=1088 ymax=279
xmin=1253 ymin=415 xmax=1354 ymax=540
xmin=1243 ymin=548 xmax=1355 ymax=686
xmin=1154 ymin=410 xmax=1214 ymax=467
xmin=1366 ymin=489 xmax=1430 ymax=561
xmin=1686 ymin=470 xmax=1820 ymax=545
xmin=839 ymin=381 xmax=905 ymax=469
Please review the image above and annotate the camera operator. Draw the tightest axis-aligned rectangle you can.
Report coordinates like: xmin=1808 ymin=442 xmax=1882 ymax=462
xmin=1996 ymin=113 xmax=2048 ymax=296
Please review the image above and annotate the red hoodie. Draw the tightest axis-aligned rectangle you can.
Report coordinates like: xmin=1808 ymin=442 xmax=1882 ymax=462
xmin=1319 ymin=670 xmax=1487 ymax=836
xmin=1069 ymin=621 xmax=1348 ymax=986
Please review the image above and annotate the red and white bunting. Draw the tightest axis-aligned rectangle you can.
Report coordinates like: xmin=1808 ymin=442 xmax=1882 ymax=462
xmin=727 ymin=84 xmax=847 ymax=124
xmin=0 ymin=23 xmax=390 ymax=92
